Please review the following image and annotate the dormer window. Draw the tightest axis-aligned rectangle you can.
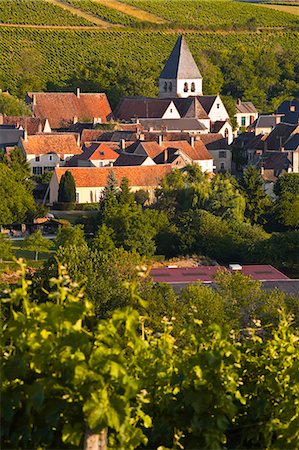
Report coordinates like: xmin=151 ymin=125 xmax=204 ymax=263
xmin=290 ymin=105 xmax=295 ymax=112
xmin=164 ymin=81 xmax=167 ymax=92
xmin=184 ymin=82 xmax=189 ymax=92
xmin=191 ymin=82 xmax=195 ymax=92
xmin=169 ymin=82 xmax=172 ymax=92
xmin=35 ymin=156 xmax=40 ymax=162
xmin=49 ymin=155 xmax=53 ymax=161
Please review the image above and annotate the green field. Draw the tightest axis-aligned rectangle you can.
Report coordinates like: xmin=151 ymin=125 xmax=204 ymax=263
xmin=122 ymin=0 xmax=299 ymax=29
xmin=0 ymin=0 xmax=91 ymax=26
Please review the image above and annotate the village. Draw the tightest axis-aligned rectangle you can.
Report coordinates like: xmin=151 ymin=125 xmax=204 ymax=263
xmin=0 ymin=35 xmax=298 ymax=207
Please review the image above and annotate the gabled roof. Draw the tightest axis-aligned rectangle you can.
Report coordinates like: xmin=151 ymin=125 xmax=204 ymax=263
xmin=160 ymin=36 xmax=202 ymax=80
xmin=200 ymin=133 xmax=229 ymax=150
xmin=266 ymin=123 xmax=298 ymax=150
xmin=21 ymin=133 xmax=82 ymax=156
xmin=113 ymin=153 xmax=149 ymax=166
xmin=212 ymin=121 xmax=229 ymax=133
xmin=261 ymin=152 xmax=292 ymax=171
xmin=143 ymin=132 xmax=190 ymax=142
xmin=113 ymin=97 xmax=176 ymax=121
xmin=79 ymin=143 xmax=119 ymax=160
xmin=235 ymin=100 xmax=257 ymax=114
xmin=162 ymin=140 xmax=213 ymax=161
xmin=255 ymin=115 xmax=277 ymax=129
xmin=172 ymin=97 xmax=209 ymax=119
xmin=197 ymin=96 xmax=218 ymax=114
xmin=275 ymin=99 xmax=299 ymax=125
xmin=139 ymin=118 xmax=207 ymax=132
xmin=81 ymin=129 xmax=112 ymax=144
xmin=54 ymin=165 xmax=173 ymax=188
xmin=284 ymin=134 xmax=299 ymax=151
xmin=2 ymin=116 xmax=49 ymax=135
xmin=27 ymin=92 xmax=112 ymax=129
xmin=0 ymin=125 xmax=24 ymax=147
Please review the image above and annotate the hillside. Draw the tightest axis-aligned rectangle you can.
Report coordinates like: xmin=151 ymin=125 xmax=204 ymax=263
xmin=0 ymin=0 xmax=298 ymax=111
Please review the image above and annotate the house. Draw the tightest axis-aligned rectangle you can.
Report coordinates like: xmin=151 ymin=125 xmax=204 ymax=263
xmin=200 ymin=134 xmax=231 ymax=172
xmin=211 ymin=120 xmax=233 ymax=144
xmin=114 ymin=138 xmax=213 ymax=172
xmin=49 ymin=165 xmax=173 ymax=204
xmin=197 ymin=95 xmax=230 ymax=125
xmin=67 ymin=142 xmax=119 ymax=168
xmin=159 ymin=35 xmax=203 ymax=98
xmin=113 ymin=98 xmax=181 ymax=121
xmin=1 ymin=115 xmax=51 ymax=134
xmin=26 ymin=89 xmax=112 ymax=129
xmin=235 ymin=99 xmax=258 ymax=130
xmin=258 ymin=152 xmax=292 ymax=197
xmin=19 ymin=133 xmax=82 ymax=175
xmin=275 ymin=99 xmax=299 ymax=125
xmin=249 ymin=115 xmax=281 ymax=136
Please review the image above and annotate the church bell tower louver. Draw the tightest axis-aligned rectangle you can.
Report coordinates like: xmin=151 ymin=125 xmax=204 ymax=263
xmin=159 ymin=35 xmax=203 ymax=99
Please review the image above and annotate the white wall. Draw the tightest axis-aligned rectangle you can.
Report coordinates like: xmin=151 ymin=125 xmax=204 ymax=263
xmin=209 ymin=96 xmax=230 ymax=123
xmin=162 ymin=102 xmax=181 ymax=119
xmin=235 ymin=112 xmax=258 ymax=129
xmin=159 ymin=78 xmax=202 ymax=98
xmin=194 ymin=159 xmax=214 ymax=173
xmin=27 ymin=153 xmax=74 ymax=174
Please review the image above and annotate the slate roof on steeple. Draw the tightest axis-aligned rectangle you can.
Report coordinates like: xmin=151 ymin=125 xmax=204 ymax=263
xmin=160 ymin=35 xmax=202 ymax=80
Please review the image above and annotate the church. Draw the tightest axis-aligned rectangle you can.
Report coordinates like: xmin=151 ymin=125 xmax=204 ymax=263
xmin=113 ymin=35 xmax=233 ymax=143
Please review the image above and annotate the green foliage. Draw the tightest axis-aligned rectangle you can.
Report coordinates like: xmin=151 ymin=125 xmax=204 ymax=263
xmin=0 ymin=92 xmax=31 ymax=116
xmin=134 ymin=189 xmax=149 ymax=206
xmin=0 ymin=0 xmax=90 ymax=25
xmin=274 ymin=173 xmax=299 ymax=228
xmin=23 ymin=230 xmax=53 ymax=261
xmin=0 ymin=163 xmax=36 ymax=225
xmin=0 ymin=233 xmax=12 ymax=263
xmin=207 ymin=175 xmax=245 ymax=222
xmin=92 ymin=224 xmax=115 ymax=253
xmin=240 ymin=165 xmax=271 ymax=224
xmin=274 ymin=172 xmax=299 ymax=197
xmin=58 ymin=170 xmax=76 ymax=204
xmin=55 ymin=224 xmax=87 ymax=250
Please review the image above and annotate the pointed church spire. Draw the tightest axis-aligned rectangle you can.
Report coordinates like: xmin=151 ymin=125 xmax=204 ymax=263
xmin=159 ymin=35 xmax=203 ymax=99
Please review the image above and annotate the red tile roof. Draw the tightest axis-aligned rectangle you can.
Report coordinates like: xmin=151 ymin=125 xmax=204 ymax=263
xmin=162 ymin=140 xmax=213 ymax=161
xmin=21 ymin=133 xmax=82 ymax=156
xmin=54 ymin=165 xmax=173 ymax=188
xmin=27 ymin=92 xmax=111 ymax=129
xmin=2 ymin=116 xmax=47 ymax=135
xmin=79 ymin=142 xmax=119 ymax=160
xmin=113 ymin=97 xmax=174 ymax=121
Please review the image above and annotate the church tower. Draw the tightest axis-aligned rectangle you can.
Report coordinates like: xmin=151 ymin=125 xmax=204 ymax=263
xmin=159 ymin=35 xmax=203 ymax=99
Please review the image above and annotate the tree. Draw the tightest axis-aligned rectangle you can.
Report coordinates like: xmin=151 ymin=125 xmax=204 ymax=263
xmin=117 ymin=177 xmax=135 ymax=206
xmin=240 ymin=166 xmax=271 ymax=224
xmin=274 ymin=173 xmax=299 ymax=198
xmin=0 ymin=164 xmax=36 ymax=225
xmin=58 ymin=171 xmax=76 ymax=204
xmin=0 ymin=234 xmax=12 ymax=264
xmin=207 ymin=175 xmax=245 ymax=222
xmin=92 ymin=224 xmax=115 ymax=253
xmin=0 ymin=92 xmax=31 ymax=116
xmin=134 ymin=189 xmax=149 ymax=206
xmin=55 ymin=224 xmax=87 ymax=250
xmin=274 ymin=173 xmax=299 ymax=228
xmin=23 ymin=230 xmax=53 ymax=261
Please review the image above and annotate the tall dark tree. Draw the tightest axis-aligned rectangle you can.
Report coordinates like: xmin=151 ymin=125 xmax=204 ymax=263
xmin=118 ymin=177 xmax=134 ymax=206
xmin=58 ymin=171 xmax=76 ymax=203
xmin=240 ymin=166 xmax=271 ymax=224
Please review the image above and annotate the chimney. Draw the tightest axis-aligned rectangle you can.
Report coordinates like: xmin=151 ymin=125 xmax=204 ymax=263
xmin=120 ymin=139 xmax=125 ymax=150
xmin=260 ymin=165 xmax=264 ymax=175
xmin=76 ymin=133 xmax=80 ymax=146
xmin=163 ymin=148 xmax=168 ymax=163
xmin=32 ymin=94 xmax=36 ymax=106
xmin=158 ymin=135 xmax=163 ymax=146
xmin=189 ymin=135 xmax=195 ymax=147
xmin=76 ymin=87 xmax=80 ymax=98
xmin=73 ymin=116 xmax=78 ymax=124
xmin=281 ymin=146 xmax=285 ymax=152
xmin=24 ymin=128 xmax=28 ymax=142
xmin=237 ymin=98 xmax=241 ymax=106
xmin=38 ymin=120 xmax=42 ymax=133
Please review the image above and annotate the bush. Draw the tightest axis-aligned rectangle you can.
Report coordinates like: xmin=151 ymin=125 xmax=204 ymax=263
xmin=52 ymin=202 xmax=74 ymax=211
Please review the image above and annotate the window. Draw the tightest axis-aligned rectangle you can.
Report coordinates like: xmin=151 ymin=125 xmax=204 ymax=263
xmin=169 ymin=82 xmax=172 ymax=92
xmin=219 ymin=151 xmax=226 ymax=158
xmin=170 ymin=108 xmax=173 ymax=113
xmin=191 ymin=82 xmax=195 ymax=92
xmin=33 ymin=167 xmax=42 ymax=175
xmin=49 ymin=154 xmax=53 ymax=161
xmin=225 ymin=129 xmax=229 ymax=139
xmin=290 ymin=105 xmax=295 ymax=112
xmin=217 ymin=103 xmax=220 ymax=109
xmin=35 ymin=156 xmax=40 ymax=162
xmin=44 ymin=166 xmax=54 ymax=172
xmin=220 ymin=162 xmax=225 ymax=171
xmin=184 ymin=82 xmax=189 ymax=92
xmin=60 ymin=157 xmax=64 ymax=162
xmin=164 ymin=81 xmax=167 ymax=92
xmin=241 ymin=116 xmax=246 ymax=126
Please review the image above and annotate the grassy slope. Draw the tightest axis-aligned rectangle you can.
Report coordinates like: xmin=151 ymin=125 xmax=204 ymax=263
xmin=122 ymin=0 xmax=299 ymax=29
xmin=0 ymin=0 xmax=91 ymax=26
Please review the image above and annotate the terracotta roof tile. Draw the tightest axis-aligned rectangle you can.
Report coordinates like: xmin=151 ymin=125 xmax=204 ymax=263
xmin=2 ymin=116 xmax=47 ymax=135
xmin=79 ymin=142 xmax=119 ymax=160
xmin=236 ymin=100 xmax=257 ymax=114
xmin=162 ymin=140 xmax=213 ymax=161
xmin=27 ymin=92 xmax=111 ymax=129
xmin=54 ymin=165 xmax=173 ymax=188
xmin=21 ymin=133 xmax=82 ymax=156
xmin=113 ymin=97 xmax=174 ymax=121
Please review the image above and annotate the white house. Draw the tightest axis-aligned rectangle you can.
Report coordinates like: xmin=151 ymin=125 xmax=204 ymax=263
xmin=235 ymin=99 xmax=258 ymax=130
xmin=19 ymin=132 xmax=82 ymax=175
